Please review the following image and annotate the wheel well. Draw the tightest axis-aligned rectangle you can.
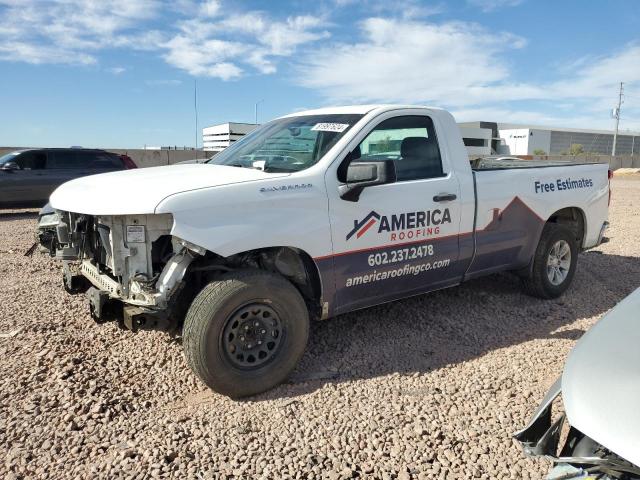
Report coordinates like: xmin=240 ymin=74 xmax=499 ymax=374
xmin=546 ymin=207 xmax=585 ymax=247
xmin=185 ymin=246 xmax=323 ymax=319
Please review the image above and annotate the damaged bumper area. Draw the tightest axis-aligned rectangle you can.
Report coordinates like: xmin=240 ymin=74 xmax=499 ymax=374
xmin=514 ymin=377 xmax=640 ymax=479
xmin=43 ymin=210 xmax=204 ymax=330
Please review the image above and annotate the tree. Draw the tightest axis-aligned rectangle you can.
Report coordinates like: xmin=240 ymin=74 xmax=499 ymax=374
xmin=375 ymin=135 xmax=394 ymax=153
xmin=533 ymin=149 xmax=547 ymax=155
xmin=569 ymin=144 xmax=584 ymax=155
xmin=560 ymin=144 xmax=585 ymax=156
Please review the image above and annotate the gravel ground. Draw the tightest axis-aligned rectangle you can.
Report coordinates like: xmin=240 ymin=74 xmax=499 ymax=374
xmin=1 ymin=178 xmax=639 ymax=480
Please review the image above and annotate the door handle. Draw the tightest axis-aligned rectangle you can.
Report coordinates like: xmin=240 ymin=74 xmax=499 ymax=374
xmin=433 ymin=193 xmax=457 ymax=202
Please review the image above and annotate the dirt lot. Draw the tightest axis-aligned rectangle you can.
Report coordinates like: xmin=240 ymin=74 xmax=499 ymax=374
xmin=1 ymin=178 xmax=639 ymax=480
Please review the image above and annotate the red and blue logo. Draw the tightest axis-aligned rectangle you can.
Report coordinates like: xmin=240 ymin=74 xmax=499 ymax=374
xmin=346 ymin=211 xmax=381 ymax=240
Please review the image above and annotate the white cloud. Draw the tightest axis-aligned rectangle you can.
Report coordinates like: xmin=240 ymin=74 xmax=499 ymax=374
xmin=297 ymin=18 xmax=528 ymax=106
xmin=0 ymin=40 xmax=97 ymax=65
xmin=200 ymin=0 xmax=221 ymax=17
xmin=0 ymin=1 xmax=328 ymax=80
xmin=161 ymin=13 xmax=329 ymax=79
xmin=107 ymin=66 xmax=126 ymax=75
xmin=0 ymin=0 xmax=161 ymax=64
xmin=296 ymin=17 xmax=640 ymax=130
xmin=331 ymin=0 xmax=445 ymax=18
xmin=467 ymin=0 xmax=523 ymax=12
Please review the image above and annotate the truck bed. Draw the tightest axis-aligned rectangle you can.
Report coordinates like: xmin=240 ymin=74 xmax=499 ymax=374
xmin=471 ymin=156 xmax=606 ymax=171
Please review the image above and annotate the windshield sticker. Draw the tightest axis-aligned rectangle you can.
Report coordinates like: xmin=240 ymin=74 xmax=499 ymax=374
xmin=311 ymin=123 xmax=350 ymax=133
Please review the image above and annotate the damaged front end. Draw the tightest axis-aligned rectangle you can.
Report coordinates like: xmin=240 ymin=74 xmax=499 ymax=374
xmin=43 ymin=210 xmax=203 ymax=331
xmin=514 ymin=378 xmax=640 ymax=479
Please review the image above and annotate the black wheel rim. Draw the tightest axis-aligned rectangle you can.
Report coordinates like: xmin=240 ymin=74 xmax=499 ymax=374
xmin=221 ymin=303 xmax=284 ymax=369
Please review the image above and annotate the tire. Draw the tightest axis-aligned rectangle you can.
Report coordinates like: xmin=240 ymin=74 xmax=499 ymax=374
xmin=522 ymin=223 xmax=578 ymax=299
xmin=183 ymin=270 xmax=309 ymax=398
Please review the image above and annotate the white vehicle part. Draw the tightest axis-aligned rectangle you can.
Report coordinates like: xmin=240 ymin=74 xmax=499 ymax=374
xmin=97 ymin=214 xmax=173 ymax=287
xmin=81 ymin=248 xmax=197 ymax=308
xmin=81 ymin=260 xmax=122 ymax=296
xmin=156 ymin=248 xmax=195 ymax=299
xmin=562 ymin=287 xmax=640 ymax=466
xmin=49 ymin=164 xmax=288 ymax=215
xmin=75 ymin=214 xmax=204 ymax=309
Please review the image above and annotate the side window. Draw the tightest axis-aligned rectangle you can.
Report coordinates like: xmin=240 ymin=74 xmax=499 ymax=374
xmin=90 ymin=152 xmax=124 ymax=169
xmin=15 ymin=151 xmax=46 ymax=170
xmin=75 ymin=151 xmax=103 ymax=168
xmin=47 ymin=151 xmax=82 ymax=169
xmin=354 ymin=115 xmax=443 ymax=182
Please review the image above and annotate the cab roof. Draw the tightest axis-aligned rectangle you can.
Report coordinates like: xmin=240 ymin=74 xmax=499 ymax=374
xmin=278 ymin=104 xmax=445 ymax=118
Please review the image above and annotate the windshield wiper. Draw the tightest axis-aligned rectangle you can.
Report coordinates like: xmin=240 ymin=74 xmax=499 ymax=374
xmin=263 ymin=166 xmax=299 ymax=173
xmin=226 ymin=162 xmax=265 ymax=171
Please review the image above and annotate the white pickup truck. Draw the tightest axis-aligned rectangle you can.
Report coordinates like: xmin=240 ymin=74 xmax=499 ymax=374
xmin=41 ymin=105 xmax=611 ymax=397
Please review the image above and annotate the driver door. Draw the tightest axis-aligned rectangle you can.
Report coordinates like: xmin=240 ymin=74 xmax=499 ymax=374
xmin=326 ymin=113 xmax=463 ymax=314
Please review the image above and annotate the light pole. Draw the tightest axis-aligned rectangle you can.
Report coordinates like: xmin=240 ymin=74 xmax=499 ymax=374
xmin=612 ymin=82 xmax=624 ymax=156
xmin=254 ymin=99 xmax=264 ymax=125
xmin=194 ymin=80 xmax=199 ymax=159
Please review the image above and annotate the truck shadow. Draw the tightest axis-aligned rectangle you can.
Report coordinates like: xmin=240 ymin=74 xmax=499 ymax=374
xmin=260 ymin=250 xmax=640 ymax=400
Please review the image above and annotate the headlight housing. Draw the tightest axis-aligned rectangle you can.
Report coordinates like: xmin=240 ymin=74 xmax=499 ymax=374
xmin=38 ymin=212 xmax=60 ymax=228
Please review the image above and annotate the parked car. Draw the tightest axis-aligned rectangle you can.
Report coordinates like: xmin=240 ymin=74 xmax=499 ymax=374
xmin=39 ymin=105 xmax=610 ymax=397
xmin=0 ymin=148 xmax=136 ymax=208
xmin=515 ymin=287 xmax=640 ymax=479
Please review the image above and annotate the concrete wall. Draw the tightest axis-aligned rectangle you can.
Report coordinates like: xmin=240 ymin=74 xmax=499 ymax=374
xmin=0 ymin=147 xmax=210 ymax=168
xmin=528 ymin=129 xmax=551 ymax=155
xmin=109 ymin=148 xmax=210 ymax=167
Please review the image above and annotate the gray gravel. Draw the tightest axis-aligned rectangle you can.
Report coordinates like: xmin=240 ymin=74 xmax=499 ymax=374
xmin=1 ymin=178 xmax=639 ymax=479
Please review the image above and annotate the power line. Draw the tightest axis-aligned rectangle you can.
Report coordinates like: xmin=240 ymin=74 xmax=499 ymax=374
xmin=612 ymin=82 xmax=624 ymax=156
xmin=194 ymin=80 xmax=199 ymax=159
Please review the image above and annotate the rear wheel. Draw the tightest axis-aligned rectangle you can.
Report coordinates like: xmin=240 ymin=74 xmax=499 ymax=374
xmin=183 ymin=270 xmax=309 ymax=398
xmin=522 ymin=224 xmax=578 ymax=299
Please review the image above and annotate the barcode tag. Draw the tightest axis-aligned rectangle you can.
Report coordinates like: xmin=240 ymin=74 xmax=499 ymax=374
xmin=311 ymin=123 xmax=350 ymax=133
xmin=126 ymin=225 xmax=146 ymax=243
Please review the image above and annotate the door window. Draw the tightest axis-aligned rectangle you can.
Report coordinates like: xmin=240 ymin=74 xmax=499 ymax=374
xmin=47 ymin=151 xmax=84 ymax=169
xmin=15 ymin=151 xmax=46 ymax=170
xmin=351 ymin=115 xmax=444 ymax=182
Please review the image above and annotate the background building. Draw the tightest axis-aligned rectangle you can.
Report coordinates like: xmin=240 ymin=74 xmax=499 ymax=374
xmin=202 ymin=122 xmax=259 ymax=152
xmin=458 ymin=123 xmax=497 ymax=157
xmin=203 ymin=119 xmax=639 ymax=158
xmin=496 ymin=125 xmax=639 ymax=155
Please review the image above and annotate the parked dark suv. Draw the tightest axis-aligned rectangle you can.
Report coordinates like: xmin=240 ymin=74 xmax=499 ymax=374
xmin=0 ymin=148 xmax=136 ymax=208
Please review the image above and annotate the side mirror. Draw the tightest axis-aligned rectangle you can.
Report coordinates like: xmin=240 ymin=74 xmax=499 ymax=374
xmin=1 ymin=161 xmax=19 ymax=171
xmin=339 ymin=160 xmax=396 ymax=202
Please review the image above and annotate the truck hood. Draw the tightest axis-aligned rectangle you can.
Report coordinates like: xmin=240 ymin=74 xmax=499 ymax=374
xmin=562 ymin=287 xmax=640 ymax=466
xmin=49 ymin=164 xmax=288 ymax=215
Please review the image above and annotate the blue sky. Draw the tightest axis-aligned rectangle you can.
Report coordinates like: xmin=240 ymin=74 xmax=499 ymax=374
xmin=0 ymin=0 xmax=639 ymax=148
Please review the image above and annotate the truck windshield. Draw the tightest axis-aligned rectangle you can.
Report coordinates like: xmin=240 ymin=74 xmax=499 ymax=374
xmin=208 ymin=114 xmax=364 ymax=173
xmin=0 ymin=151 xmax=20 ymax=165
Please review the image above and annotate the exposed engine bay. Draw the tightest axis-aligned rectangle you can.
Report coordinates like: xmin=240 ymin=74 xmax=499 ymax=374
xmin=41 ymin=210 xmax=204 ymax=330
xmin=38 ymin=210 xmax=321 ymax=331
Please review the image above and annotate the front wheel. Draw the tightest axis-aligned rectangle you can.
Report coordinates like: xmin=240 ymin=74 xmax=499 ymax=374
xmin=182 ymin=270 xmax=309 ymax=398
xmin=522 ymin=224 xmax=578 ymax=299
